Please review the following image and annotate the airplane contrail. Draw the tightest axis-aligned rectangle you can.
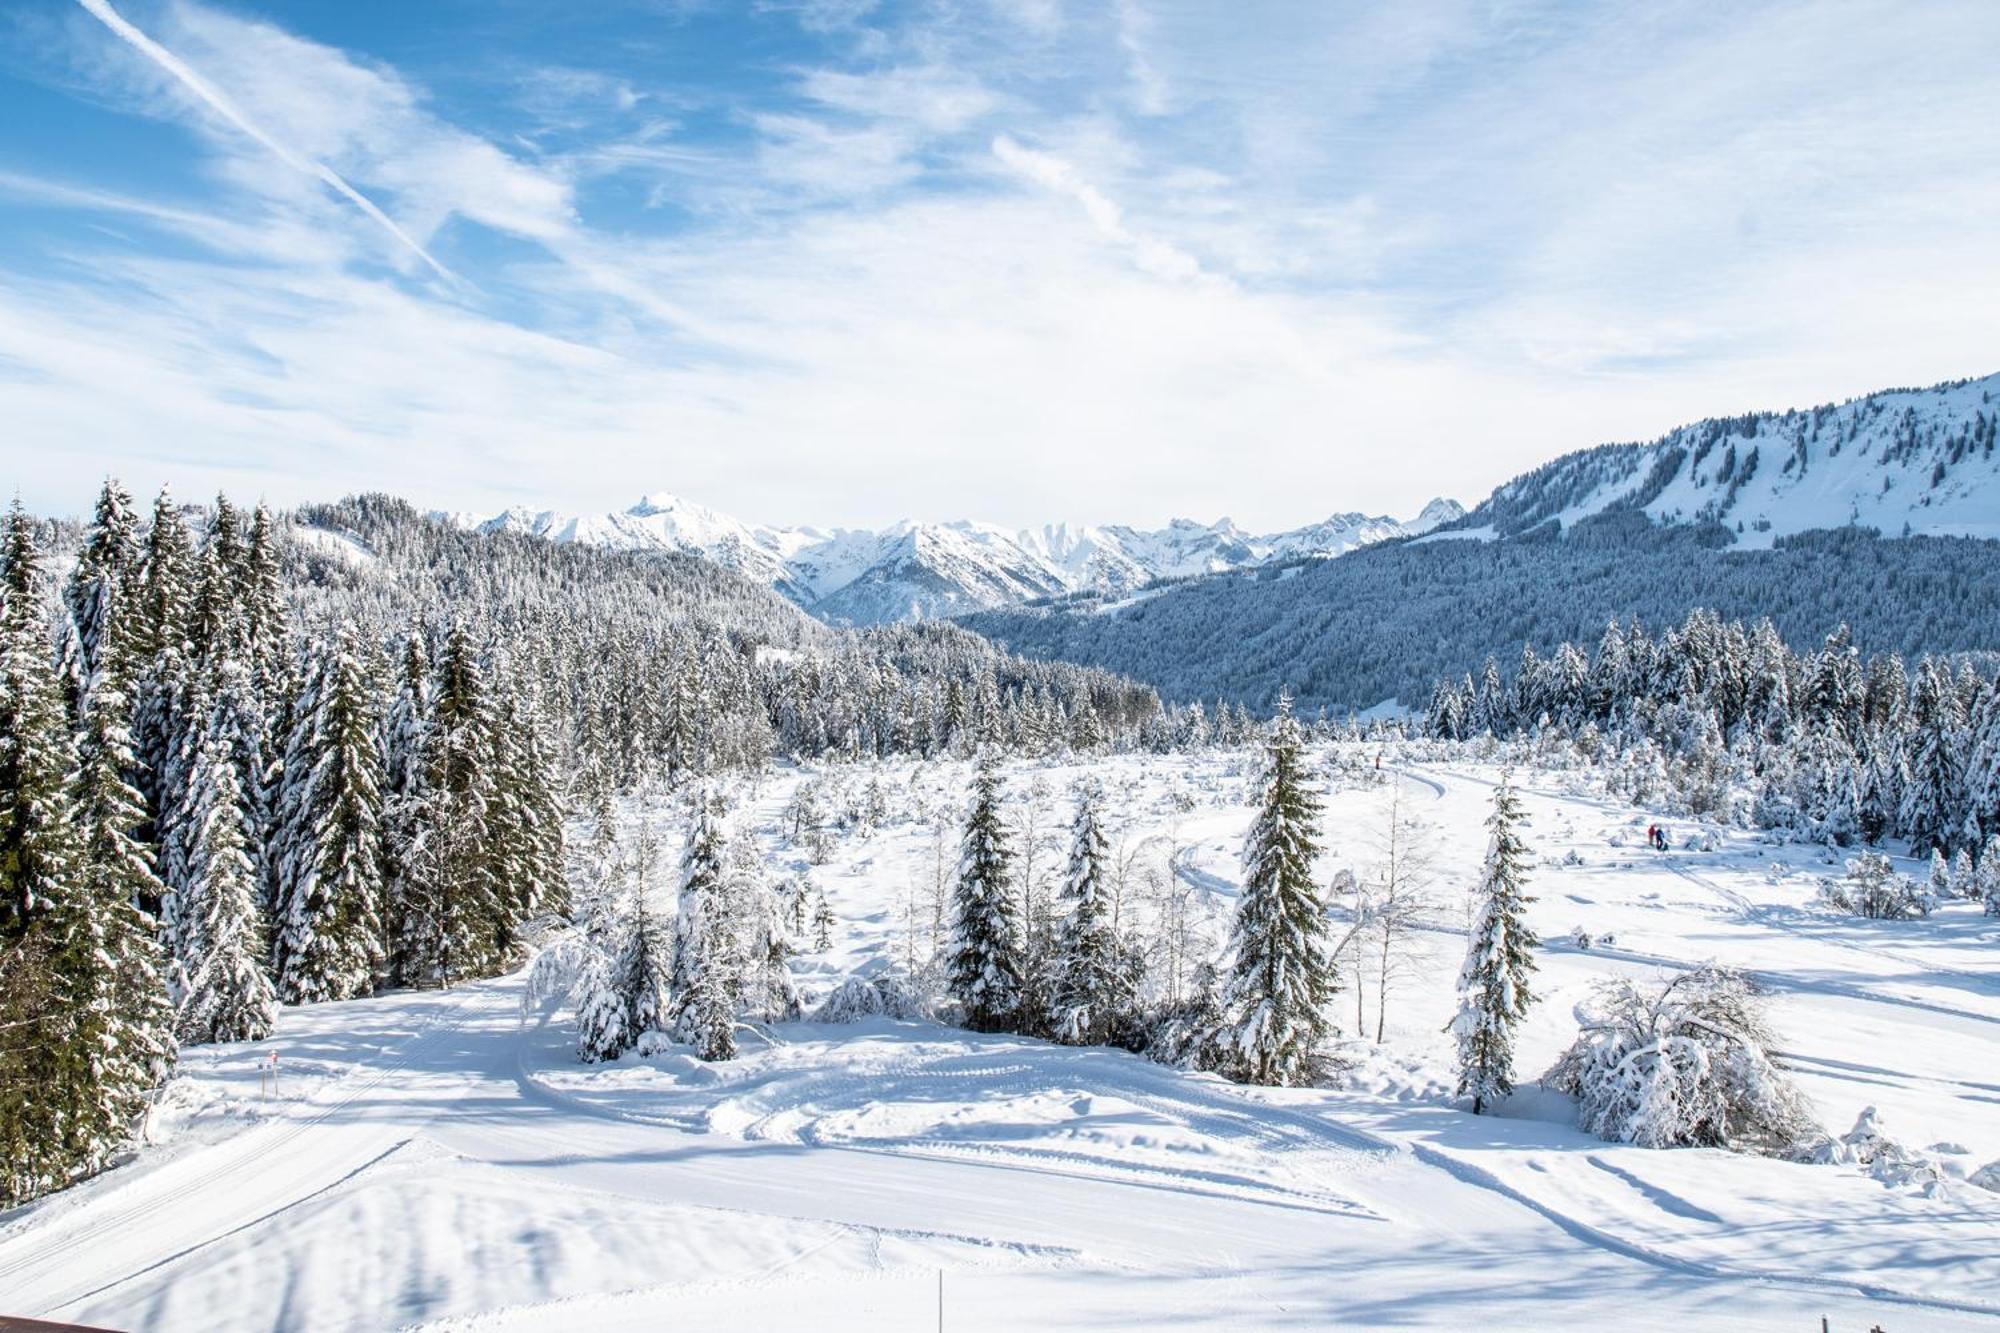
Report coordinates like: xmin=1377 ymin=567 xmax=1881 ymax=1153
xmin=74 ymin=0 xmax=456 ymax=283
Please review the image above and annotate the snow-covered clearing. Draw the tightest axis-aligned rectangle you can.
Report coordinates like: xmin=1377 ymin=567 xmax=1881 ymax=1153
xmin=3 ymin=750 xmax=1995 ymax=1330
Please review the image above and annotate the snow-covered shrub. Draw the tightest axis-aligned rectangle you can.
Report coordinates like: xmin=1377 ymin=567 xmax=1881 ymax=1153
xmin=1817 ymin=852 xmax=1929 ymax=919
xmin=810 ymin=973 xmax=934 ymax=1023
xmin=1824 ymin=1106 xmax=1948 ymax=1192
xmin=1567 ymin=926 xmax=1594 ymax=950
xmin=1545 ymin=965 xmax=1820 ymax=1157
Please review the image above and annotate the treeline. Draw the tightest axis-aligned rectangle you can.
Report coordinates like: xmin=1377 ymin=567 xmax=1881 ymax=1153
xmin=960 ymin=519 xmax=2000 ymax=714
xmin=291 ymin=495 xmax=1171 ymax=777
xmin=1422 ymin=607 xmax=2000 ymax=858
xmin=0 ymin=485 xmax=564 ymax=1206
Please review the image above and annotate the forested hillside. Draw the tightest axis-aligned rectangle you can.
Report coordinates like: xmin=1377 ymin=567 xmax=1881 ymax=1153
xmin=0 ymin=485 xmax=1169 ymax=1207
xmin=961 ymin=518 xmax=2000 ymax=714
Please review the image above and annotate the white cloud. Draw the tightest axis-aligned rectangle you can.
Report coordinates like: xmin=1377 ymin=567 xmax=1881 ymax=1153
xmin=6 ymin=0 xmax=1999 ymax=532
xmin=72 ymin=0 xmax=455 ymax=278
xmin=991 ymin=134 xmax=1203 ymax=283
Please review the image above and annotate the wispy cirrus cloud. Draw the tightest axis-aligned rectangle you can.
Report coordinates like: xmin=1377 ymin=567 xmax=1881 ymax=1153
xmin=71 ymin=0 xmax=457 ymax=279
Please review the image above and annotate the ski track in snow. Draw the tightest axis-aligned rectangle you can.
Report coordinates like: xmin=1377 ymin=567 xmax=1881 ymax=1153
xmin=5 ymin=751 xmax=1998 ymax=1330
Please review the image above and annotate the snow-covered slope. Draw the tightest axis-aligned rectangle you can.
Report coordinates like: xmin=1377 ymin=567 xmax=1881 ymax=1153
xmin=449 ymin=496 xmax=1456 ymax=626
xmin=10 ymin=750 xmax=1996 ymax=1331
xmin=1440 ymin=373 xmax=2000 ymax=545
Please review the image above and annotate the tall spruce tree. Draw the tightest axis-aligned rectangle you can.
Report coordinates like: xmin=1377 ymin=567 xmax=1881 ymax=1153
xmin=1900 ymin=658 xmax=1965 ymax=855
xmin=568 ymin=811 xmax=636 ymax=1063
xmin=1219 ymin=694 xmax=1333 ymax=1086
xmin=380 ymin=628 xmax=432 ymax=985
xmin=189 ymin=495 xmax=248 ymax=663
xmin=1451 ymin=774 xmax=1538 ymax=1114
xmin=66 ymin=479 xmax=144 ymax=706
xmin=1051 ymin=780 xmax=1123 ymax=1045
xmin=241 ymin=504 xmax=289 ymax=700
xmin=672 ymin=791 xmax=738 ymax=1060
xmin=272 ymin=636 xmax=387 ymax=1002
xmin=618 ymin=821 xmax=674 ymax=1042
xmin=949 ymin=751 xmax=1023 ymax=1032
xmin=136 ymin=486 xmax=195 ymax=664
xmin=71 ymin=606 xmax=177 ymax=1147
xmin=174 ymin=710 xmax=277 ymax=1044
xmin=401 ymin=625 xmax=501 ymax=986
xmin=0 ymin=506 xmax=136 ymax=1204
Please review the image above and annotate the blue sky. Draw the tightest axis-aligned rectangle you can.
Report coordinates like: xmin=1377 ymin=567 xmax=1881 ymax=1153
xmin=1 ymin=0 xmax=1996 ymax=529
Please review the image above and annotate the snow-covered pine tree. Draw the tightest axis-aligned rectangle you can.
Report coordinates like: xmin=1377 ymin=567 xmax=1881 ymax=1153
xmin=1927 ymin=848 xmax=1952 ymax=905
xmin=485 ymin=681 xmax=566 ymax=945
xmin=1966 ymin=689 xmax=2000 ymax=846
xmin=1856 ymin=736 xmax=1900 ymax=845
xmin=173 ymin=705 xmax=277 ymax=1044
xmin=136 ymin=486 xmax=195 ymax=664
xmin=1218 ymin=693 xmax=1333 ymax=1086
xmin=0 ymin=506 xmax=145 ymax=1205
xmin=811 ymin=883 xmax=834 ymax=951
xmin=1900 ymin=658 xmax=1965 ymax=856
xmin=730 ymin=832 xmax=799 ymax=1024
xmin=1949 ymin=846 xmax=1975 ymax=900
xmin=616 ymin=820 xmax=675 ymax=1043
xmin=559 ymin=810 xmax=635 ymax=1063
xmin=70 ymin=611 xmax=177 ymax=1152
xmin=240 ymin=504 xmax=289 ymax=701
xmin=1051 ymin=780 xmax=1123 ymax=1045
xmin=400 ymin=625 xmax=503 ymax=987
xmin=1796 ymin=729 xmax=1859 ymax=846
xmin=380 ymin=629 xmax=431 ymax=985
xmin=672 ymin=791 xmax=738 ymax=1060
xmin=272 ymin=635 xmax=387 ymax=1003
xmin=948 ymin=751 xmax=1023 ymax=1033
xmin=1451 ymin=773 xmax=1538 ymax=1114
xmin=1979 ymin=834 xmax=2000 ymax=916
xmin=65 ymin=479 xmax=144 ymax=705
xmin=189 ymin=495 xmax=251 ymax=665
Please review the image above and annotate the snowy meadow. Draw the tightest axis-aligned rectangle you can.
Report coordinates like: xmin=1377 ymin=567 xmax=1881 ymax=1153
xmin=7 ymin=734 xmax=1995 ymax=1330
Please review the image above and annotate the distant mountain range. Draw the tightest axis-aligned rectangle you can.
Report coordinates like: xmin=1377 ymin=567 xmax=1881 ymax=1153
xmin=446 ymin=495 xmax=1467 ymax=625
xmin=449 ymin=372 xmax=1999 ymax=652
xmin=956 ymin=372 xmax=2000 ymax=713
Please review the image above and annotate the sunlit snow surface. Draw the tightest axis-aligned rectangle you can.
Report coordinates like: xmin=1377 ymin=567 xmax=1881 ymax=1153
xmin=2 ymin=749 xmax=1996 ymax=1330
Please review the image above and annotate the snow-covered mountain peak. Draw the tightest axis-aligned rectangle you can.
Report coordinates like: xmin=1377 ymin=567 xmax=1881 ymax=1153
xmin=451 ymin=494 xmax=1435 ymax=625
xmin=1410 ymin=497 xmax=1467 ymax=533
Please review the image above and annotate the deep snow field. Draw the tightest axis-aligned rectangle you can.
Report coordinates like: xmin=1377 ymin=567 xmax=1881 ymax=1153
xmin=3 ymin=747 xmax=1996 ymax=1331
